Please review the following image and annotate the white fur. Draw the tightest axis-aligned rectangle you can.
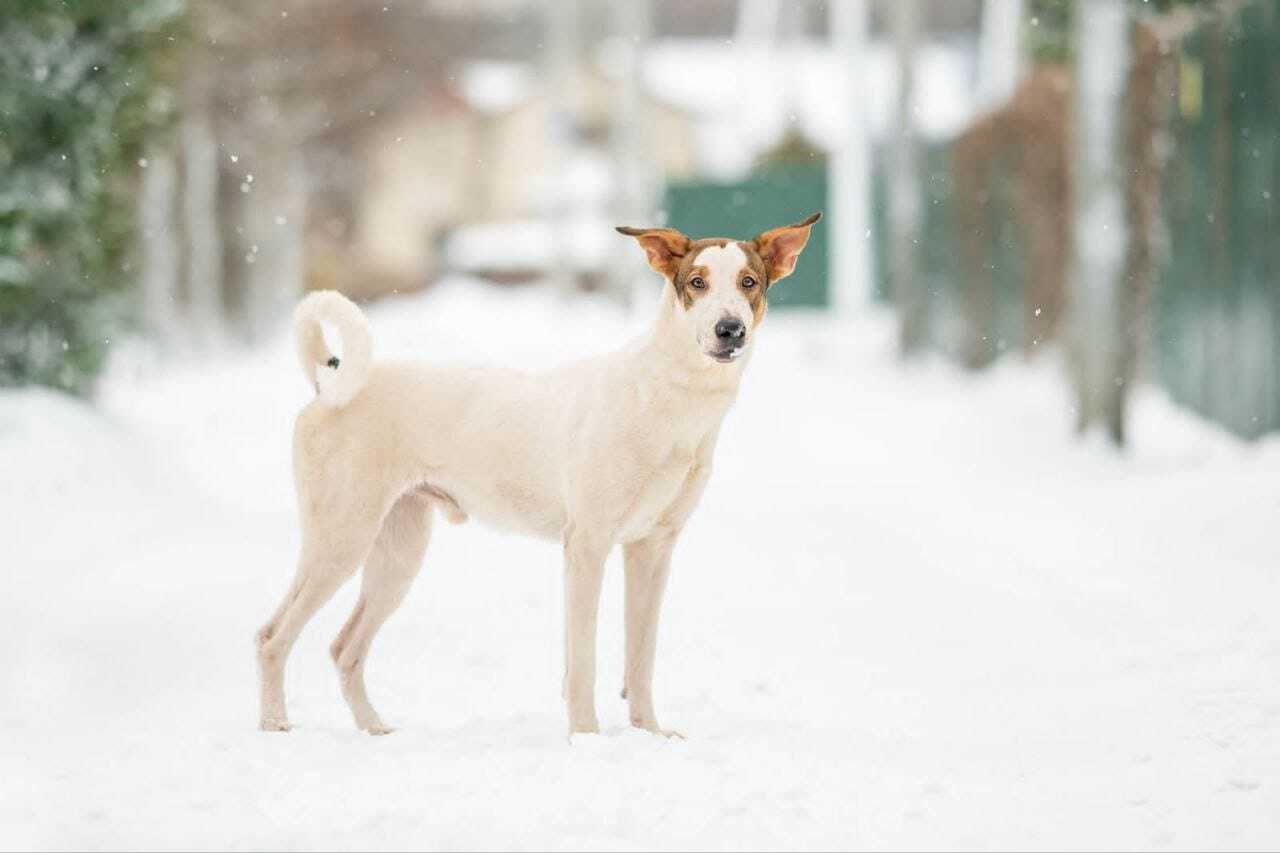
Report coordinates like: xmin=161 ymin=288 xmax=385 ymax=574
xmin=258 ymin=287 xmax=746 ymax=737
xmin=294 ymin=290 xmax=373 ymax=407
xmin=689 ymin=243 xmax=754 ymax=356
xmin=259 ymin=215 xmax=818 ymax=737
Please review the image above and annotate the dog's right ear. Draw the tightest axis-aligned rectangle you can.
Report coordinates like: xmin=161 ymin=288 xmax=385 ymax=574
xmin=615 ymin=226 xmax=691 ymax=279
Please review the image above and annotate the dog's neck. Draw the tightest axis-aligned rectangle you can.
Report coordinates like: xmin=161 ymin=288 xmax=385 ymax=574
xmin=637 ymin=283 xmax=748 ymax=394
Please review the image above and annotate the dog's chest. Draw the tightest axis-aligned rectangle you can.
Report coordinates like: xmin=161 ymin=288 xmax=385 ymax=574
xmin=616 ymin=434 xmax=702 ymax=543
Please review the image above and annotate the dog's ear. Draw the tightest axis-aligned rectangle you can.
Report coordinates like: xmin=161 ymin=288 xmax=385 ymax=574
xmin=615 ymin=226 xmax=691 ymax=279
xmin=751 ymin=212 xmax=821 ymax=284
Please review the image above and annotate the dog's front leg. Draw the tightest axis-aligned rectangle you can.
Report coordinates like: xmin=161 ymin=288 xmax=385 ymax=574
xmin=621 ymin=441 xmax=716 ymax=736
xmin=623 ymin=529 xmax=677 ymax=734
xmin=562 ymin=523 xmax=611 ymax=735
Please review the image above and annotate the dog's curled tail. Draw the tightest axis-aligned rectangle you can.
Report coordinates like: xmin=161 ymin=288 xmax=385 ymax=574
xmin=294 ymin=290 xmax=372 ymax=407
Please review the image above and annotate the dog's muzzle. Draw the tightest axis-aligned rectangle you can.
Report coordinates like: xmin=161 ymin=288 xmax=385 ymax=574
xmin=710 ymin=317 xmax=747 ymax=362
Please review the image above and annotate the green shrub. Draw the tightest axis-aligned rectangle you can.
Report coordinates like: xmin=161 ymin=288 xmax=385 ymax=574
xmin=0 ymin=0 xmax=182 ymax=394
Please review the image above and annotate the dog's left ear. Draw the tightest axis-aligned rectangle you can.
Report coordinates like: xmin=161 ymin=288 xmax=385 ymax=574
xmin=751 ymin=212 xmax=821 ymax=284
xmin=615 ymin=226 xmax=691 ymax=279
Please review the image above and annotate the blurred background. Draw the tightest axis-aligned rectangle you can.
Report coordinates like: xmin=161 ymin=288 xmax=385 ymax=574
xmin=2 ymin=0 xmax=1277 ymax=444
xmin=5 ymin=4 xmax=1280 ymax=847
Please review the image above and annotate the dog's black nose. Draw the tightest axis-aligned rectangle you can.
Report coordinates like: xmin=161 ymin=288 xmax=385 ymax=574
xmin=715 ymin=318 xmax=746 ymax=342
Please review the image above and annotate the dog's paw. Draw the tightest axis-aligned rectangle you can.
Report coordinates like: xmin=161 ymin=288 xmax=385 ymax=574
xmin=645 ymin=726 xmax=685 ymax=740
xmin=570 ymin=722 xmax=609 ymax=742
xmin=259 ymin=717 xmax=292 ymax=733
xmin=364 ymin=724 xmax=396 ymax=736
xmin=631 ymin=720 xmax=685 ymax=740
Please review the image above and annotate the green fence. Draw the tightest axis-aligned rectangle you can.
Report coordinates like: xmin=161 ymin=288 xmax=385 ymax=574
xmin=1156 ymin=1 xmax=1280 ymax=439
xmin=664 ymin=164 xmax=829 ymax=308
xmin=870 ymin=143 xmax=1031 ymax=364
xmin=870 ymin=1 xmax=1279 ymax=439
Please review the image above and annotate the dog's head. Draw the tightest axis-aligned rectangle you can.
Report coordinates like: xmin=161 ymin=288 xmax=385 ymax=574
xmin=616 ymin=213 xmax=820 ymax=365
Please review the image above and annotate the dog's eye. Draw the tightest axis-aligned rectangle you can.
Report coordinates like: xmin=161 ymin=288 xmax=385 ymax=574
xmin=742 ymin=276 xmax=757 ymax=289
xmin=689 ymin=276 xmax=706 ymax=289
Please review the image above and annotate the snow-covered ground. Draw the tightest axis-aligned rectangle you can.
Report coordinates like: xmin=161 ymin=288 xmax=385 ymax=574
xmin=3 ymin=280 xmax=1278 ymax=850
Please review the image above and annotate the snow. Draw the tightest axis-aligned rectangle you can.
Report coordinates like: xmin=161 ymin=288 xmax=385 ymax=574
xmin=3 ymin=279 xmax=1279 ymax=850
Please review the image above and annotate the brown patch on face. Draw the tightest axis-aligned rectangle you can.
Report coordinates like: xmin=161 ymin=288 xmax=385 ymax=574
xmin=619 ymin=218 xmax=820 ymax=327
xmin=670 ymin=238 xmax=730 ymax=309
xmin=736 ymin=241 xmax=770 ymax=325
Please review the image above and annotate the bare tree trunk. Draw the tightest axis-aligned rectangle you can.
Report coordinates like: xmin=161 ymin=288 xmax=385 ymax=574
xmin=240 ymin=144 xmax=307 ymax=343
xmin=977 ymin=0 xmax=1024 ymax=111
xmin=1113 ymin=22 xmax=1167 ymax=440
xmin=890 ymin=0 xmax=925 ymax=355
xmin=470 ymin=114 xmax=498 ymax=222
xmin=216 ymin=132 xmax=249 ymax=340
xmin=544 ymin=0 xmax=582 ymax=295
xmin=1203 ymin=15 xmax=1234 ymax=429
xmin=1068 ymin=0 xmax=1131 ymax=444
xmin=180 ymin=96 xmax=224 ymax=345
xmin=610 ymin=0 xmax=658 ymax=310
xmin=139 ymin=144 xmax=180 ymax=342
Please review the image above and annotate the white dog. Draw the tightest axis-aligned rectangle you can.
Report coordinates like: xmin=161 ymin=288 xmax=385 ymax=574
xmin=255 ymin=213 xmax=821 ymax=736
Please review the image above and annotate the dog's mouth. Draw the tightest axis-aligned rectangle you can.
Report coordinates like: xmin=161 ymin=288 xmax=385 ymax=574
xmin=708 ymin=347 xmax=745 ymax=364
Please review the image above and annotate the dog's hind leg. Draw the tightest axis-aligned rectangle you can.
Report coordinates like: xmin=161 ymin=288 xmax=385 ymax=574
xmin=256 ymin=504 xmax=386 ymax=732
xmin=332 ymin=491 xmax=433 ymax=734
xmin=257 ymin=559 xmax=356 ymax=731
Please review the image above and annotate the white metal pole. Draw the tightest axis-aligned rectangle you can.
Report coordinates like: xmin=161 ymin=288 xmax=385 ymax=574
xmin=829 ymin=0 xmax=874 ymax=312
xmin=977 ymin=0 xmax=1025 ymax=111
xmin=545 ymin=0 xmax=581 ymax=295
xmin=610 ymin=0 xmax=656 ymax=311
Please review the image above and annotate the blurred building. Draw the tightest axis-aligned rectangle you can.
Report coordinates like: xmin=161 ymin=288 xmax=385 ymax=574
xmin=135 ymin=0 xmax=993 ymax=340
xmin=351 ymin=59 xmax=697 ymax=293
xmin=352 ymin=0 xmax=985 ymax=296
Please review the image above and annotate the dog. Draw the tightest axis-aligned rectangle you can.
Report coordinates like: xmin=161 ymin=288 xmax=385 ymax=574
xmin=255 ymin=213 xmax=821 ymax=736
